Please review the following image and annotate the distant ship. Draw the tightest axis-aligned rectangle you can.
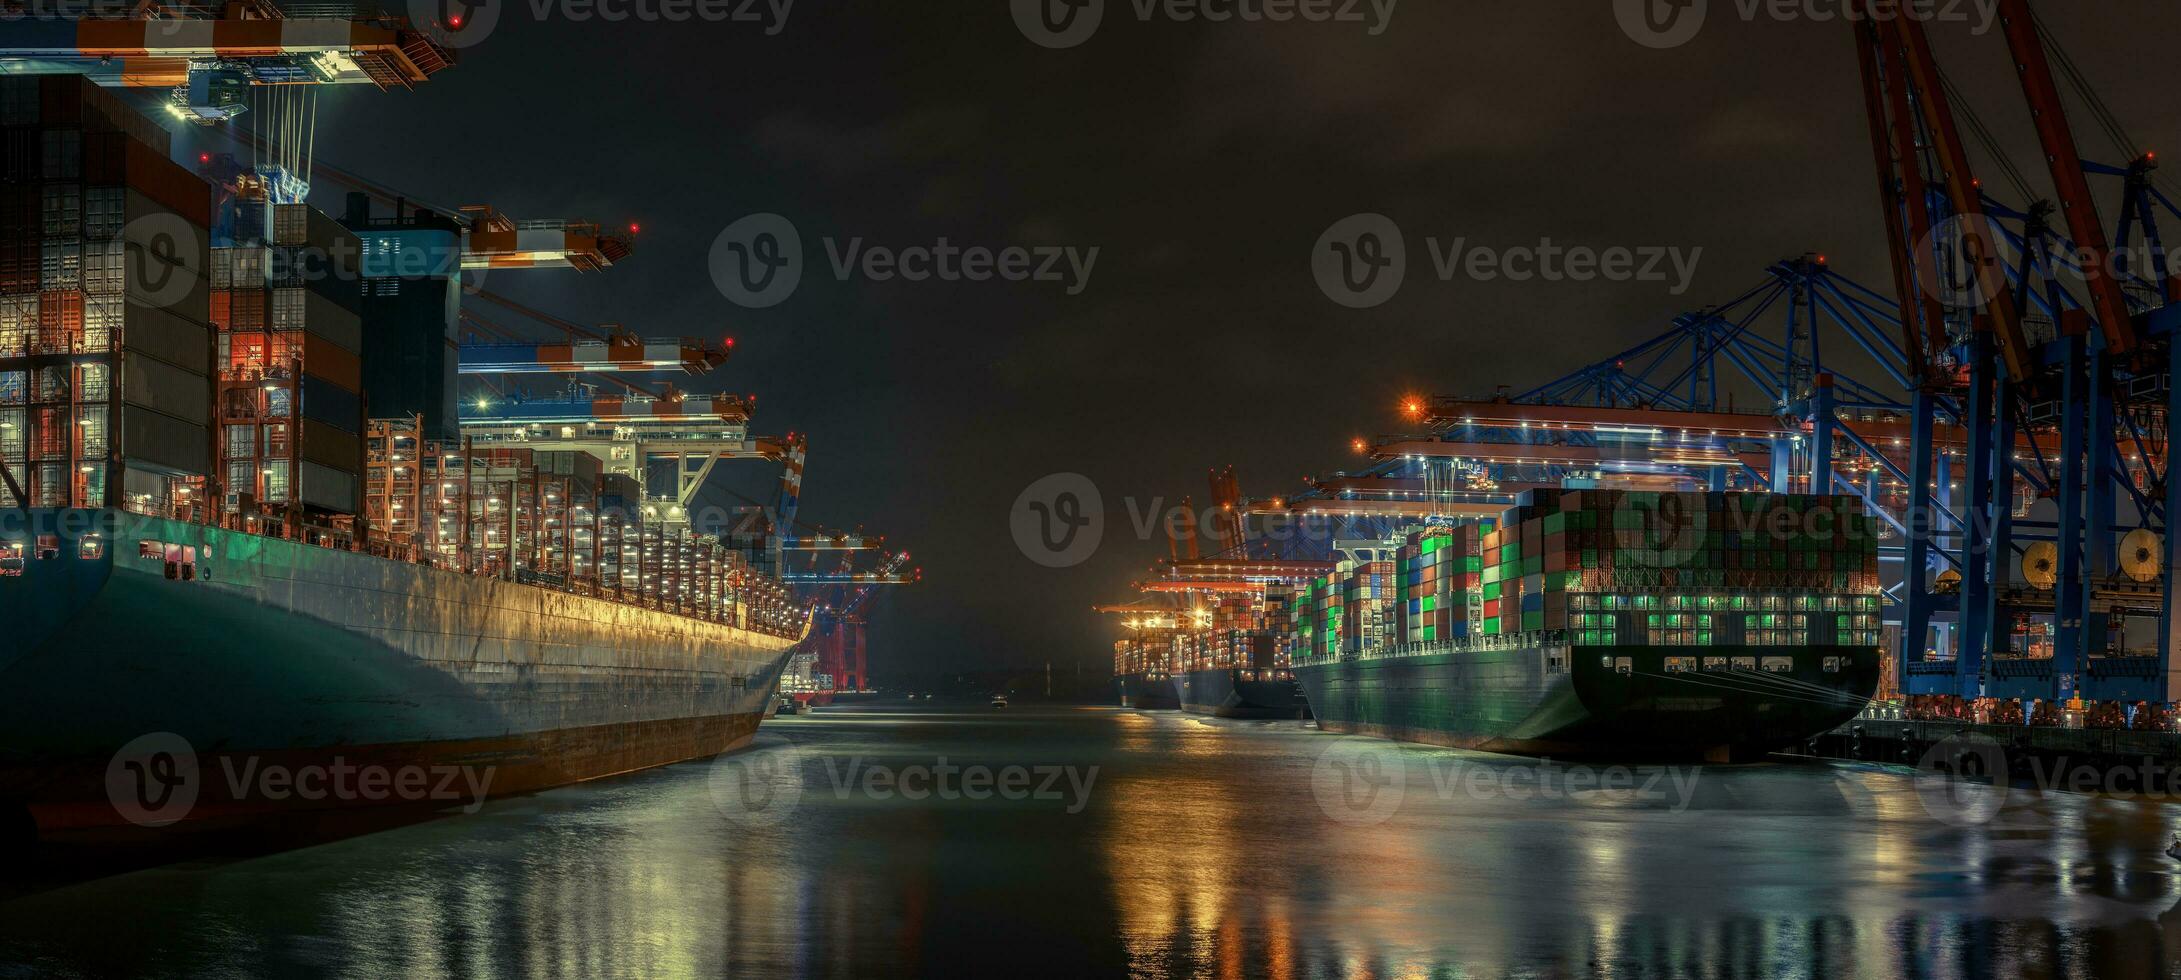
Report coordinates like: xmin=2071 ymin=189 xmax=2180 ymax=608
xmin=1116 ymin=669 xmax=1181 ymax=710
xmin=1 ymin=509 xmax=806 ymax=840
xmin=779 ymin=650 xmax=837 ymax=708
xmin=1176 ymin=667 xmax=1308 ymax=720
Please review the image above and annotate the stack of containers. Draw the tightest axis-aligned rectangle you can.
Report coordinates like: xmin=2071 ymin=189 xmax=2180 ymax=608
xmin=1489 ymin=488 xmax=1880 ymax=637
xmin=1401 ymin=522 xmax=1492 ymax=643
xmin=1263 ymin=584 xmax=1296 ymax=666
xmin=1112 ymin=639 xmax=1141 ymax=677
xmin=1342 ymin=559 xmax=1393 ymax=653
xmin=211 ymin=180 xmax=367 ymax=517
xmin=0 ymin=78 xmax=216 ymax=513
xmin=1394 ymin=537 xmax=1414 ymax=640
xmin=1289 ymin=580 xmax=1317 ymax=663
xmin=1454 ymin=522 xmax=1488 ymax=635
xmin=1480 ymin=518 xmax=1515 ymax=635
xmin=1549 ymin=489 xmax=1880 ymax=597
xmin=1319 ymin=565 xmax=1349 ymax=660
xmin=1273 ymin=491 xmax=1879 ymax=653
xmin=1397 ymin=527 xmax=1442 ymax=644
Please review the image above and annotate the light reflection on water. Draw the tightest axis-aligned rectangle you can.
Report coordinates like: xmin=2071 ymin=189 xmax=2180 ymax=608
xmin=1 ymin=706 xmax=2180 ymax=978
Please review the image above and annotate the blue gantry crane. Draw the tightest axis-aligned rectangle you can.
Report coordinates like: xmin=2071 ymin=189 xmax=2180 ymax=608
xmin=1196 ymin=1 xmax=2181 ymax=728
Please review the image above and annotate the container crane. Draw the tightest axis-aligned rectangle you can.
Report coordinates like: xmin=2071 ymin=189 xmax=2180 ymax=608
xmin=791 ymin=549 xmax=917 ymax=695
xmin=203 ymin=143 xmax=640 ymax=273
xmin=1842 ymin=0 xmax=2179 ymax=719
xmin=0 ymin=2 xmax=455 ymax=122
xmin=462 ymin=387 xmax=753 ymax=427
xmin=458 ymin=205 xmax=635 ymax=272
xmin=457 ymin=333 xmax=732 ymax=376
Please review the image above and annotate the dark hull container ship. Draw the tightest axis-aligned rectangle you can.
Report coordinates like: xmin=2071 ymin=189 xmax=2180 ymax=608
xmin=1176 ymin=668 xmax=1309 ymax=720
xmin=1290 ymin=490 xmax=1885 ymax=761
xmin=1117 ymin=670 xmax=1181 ymax=710
xmin=1296 ymin=644 xmax=1879 ymax=761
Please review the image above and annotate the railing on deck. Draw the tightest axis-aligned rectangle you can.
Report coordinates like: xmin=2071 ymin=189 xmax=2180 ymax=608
xmin=1292 ymin=630 xmax=1575 ymax=666
xmin=112 ymin=497 xmax=808 ymax=641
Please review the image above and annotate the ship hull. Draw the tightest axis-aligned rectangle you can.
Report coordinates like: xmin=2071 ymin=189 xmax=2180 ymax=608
xmin=0 ymin=510 xmax=801 ymax=839
xmin=1297 ymin=642 xmax=1879 ymax=761
xmin=1116 ymin=672 xmax=1180 ymax=710
xmin=1177 ymin=668 xmax=1309 ymax=720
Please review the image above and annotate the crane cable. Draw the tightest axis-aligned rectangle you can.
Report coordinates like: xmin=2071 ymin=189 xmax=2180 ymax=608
xmin=2032 ymin=9 xmax=2181 ymax=204
xmin=1938 ymin=70 xmax=2038 ymax=206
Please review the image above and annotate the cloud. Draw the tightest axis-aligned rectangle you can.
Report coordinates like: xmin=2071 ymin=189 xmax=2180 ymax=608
xmin=752 ymin=104 xmax=989 ymax=176
xmin=1167 ymin=6 xmax=1612 ymax=164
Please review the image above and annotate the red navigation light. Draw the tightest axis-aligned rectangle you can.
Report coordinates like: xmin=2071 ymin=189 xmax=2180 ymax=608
xmin=628 ymin=222 xmax=641 ymax=234
xmin=723 ymin=336 xmax=735 ymax=348
xmin=1351 ymin=438 xmax=1368 ymax=454
xmin=448 ymin=13 xmax=464 ymax=27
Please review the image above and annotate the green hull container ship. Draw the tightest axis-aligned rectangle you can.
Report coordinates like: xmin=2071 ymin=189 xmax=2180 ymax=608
xmin=1 ymin=509 xmax=806 ymax=841
xmin=1293 ymin=489 xmax=1884 ymax=761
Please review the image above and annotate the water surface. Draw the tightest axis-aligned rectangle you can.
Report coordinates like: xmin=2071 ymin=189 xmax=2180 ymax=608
xmin=3 ymin=705 xmax=2180 ymax=978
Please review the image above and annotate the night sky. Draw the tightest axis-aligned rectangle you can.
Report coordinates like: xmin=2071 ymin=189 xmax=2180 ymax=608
xmin=266 ymin=2 xmax=2181 ymax=677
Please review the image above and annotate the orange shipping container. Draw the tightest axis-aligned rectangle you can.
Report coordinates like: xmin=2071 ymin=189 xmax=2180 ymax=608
xmin=302 ymin=331 xmax=362 ymax=393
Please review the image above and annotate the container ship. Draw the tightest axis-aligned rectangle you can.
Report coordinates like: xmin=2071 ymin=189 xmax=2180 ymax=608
xmin=1111 ymin=631 xmax=1298 ymax=718
xmin=2 ymin=508 xmax=807 ymax=837
xmin=1100 ymin=475 xmax=1309 ymax=720
xmin=0 ymin=77 xmax=819 ymax=841
xmin=1170 ymin=617 xmax=1309 ymax=720
xmin=1112 ymin=637 xmax=1180 ymax=710
xmin=1292 ymin=489 xmax=1883 ymax=761
xmin=779 ymin=650 xmax=838 ymax=708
